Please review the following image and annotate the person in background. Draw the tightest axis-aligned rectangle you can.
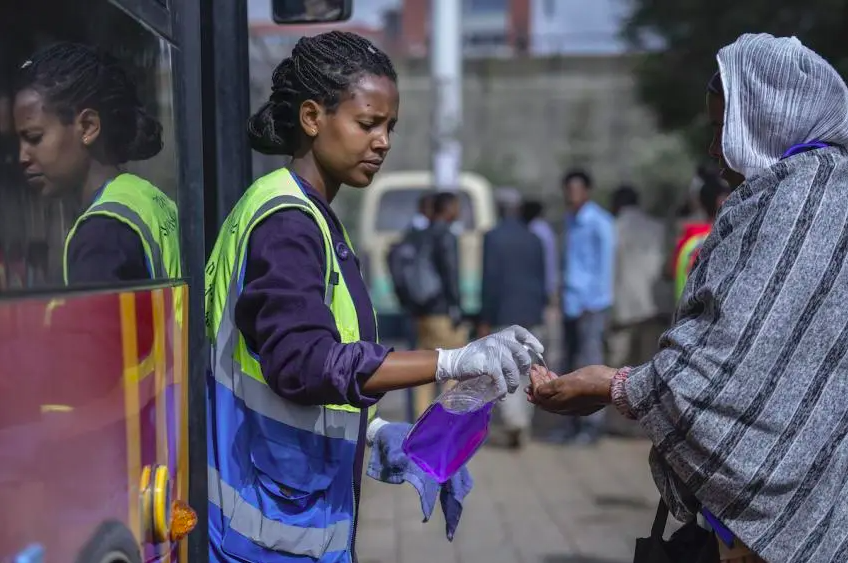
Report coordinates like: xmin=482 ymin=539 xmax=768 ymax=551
xmin=479 ymin=187 xmax=547 ymax=449
xmin=522 ymin=199 xmax=558 ymax=307
xmin=394 ymin=191 xmax=435 ymax=366
xmin=409 ymin=191 xmax=434 ymax=231
xmin=607 ymin=185 xmax=666 ymax=436
xmin=554 ymin=168 xmax=616 ymax=445
xmin=677 ymin=165 xmax=714 ymax=221
xmin=205 ymin=31 xmax=542 ymax=562
xmin=412 ymin=190 xmax=466 ymax=416
xmin=417 ymin=190 xmax=464 ymax=348
xmin=13 ymin=42 xmax=179 ymax=285
xmin=668 ymin=174 xmax=731 ymax=302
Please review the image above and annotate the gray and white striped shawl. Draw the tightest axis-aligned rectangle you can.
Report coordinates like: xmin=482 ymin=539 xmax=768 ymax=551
xmin=625 ymin=34 xmax=848 ymax=563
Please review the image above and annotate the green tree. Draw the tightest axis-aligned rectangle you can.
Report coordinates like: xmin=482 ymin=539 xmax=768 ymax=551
xmin=622 ymin=0 xmax=848 ymax=154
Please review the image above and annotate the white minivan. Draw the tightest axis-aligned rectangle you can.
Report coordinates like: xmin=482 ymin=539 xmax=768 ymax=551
xmin=358 ymin=171 xmax=496 ymax=337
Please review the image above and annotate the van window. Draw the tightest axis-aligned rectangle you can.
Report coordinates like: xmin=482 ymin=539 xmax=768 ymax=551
xmin=375 ymin=188 xmax=476 ymax=232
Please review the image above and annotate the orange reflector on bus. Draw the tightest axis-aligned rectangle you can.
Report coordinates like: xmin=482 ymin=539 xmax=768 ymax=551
xmin=170 ymin=499 xmax=197 ymax=541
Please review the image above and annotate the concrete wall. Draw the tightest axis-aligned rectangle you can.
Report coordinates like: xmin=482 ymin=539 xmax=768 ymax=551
xmin=386 ymin=56 xmax=658 ymax=195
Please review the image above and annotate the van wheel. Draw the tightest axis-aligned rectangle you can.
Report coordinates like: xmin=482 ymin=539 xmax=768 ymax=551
xmin=74 ymin=521 xmax=141 ymax=563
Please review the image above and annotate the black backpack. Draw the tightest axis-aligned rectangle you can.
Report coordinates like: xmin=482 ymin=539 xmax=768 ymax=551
xmin=386 ymin=228 xmax=442 ymax=311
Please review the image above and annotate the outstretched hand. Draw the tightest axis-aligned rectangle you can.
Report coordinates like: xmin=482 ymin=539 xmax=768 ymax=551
xmin=526 ymin=365 xmax=617 ymax=416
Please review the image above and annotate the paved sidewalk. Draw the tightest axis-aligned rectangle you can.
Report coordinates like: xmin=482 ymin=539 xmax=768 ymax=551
xmin=357 ymin=436 xmax=662 ymax=563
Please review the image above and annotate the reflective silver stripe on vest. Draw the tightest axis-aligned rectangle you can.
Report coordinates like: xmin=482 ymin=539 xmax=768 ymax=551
xmin=89 ymin=201 xmax=164 ymax=278
xmin=208 ymin=466 xmax=351 ymax=558
xmin=213 ymin=359 xmax=360 ymax=441
xmin=212 ymin=194 xmax=359 ymax=441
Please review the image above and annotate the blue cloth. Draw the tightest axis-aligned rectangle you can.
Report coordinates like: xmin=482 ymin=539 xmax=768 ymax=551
xmin=366 ymin=422 xmax=473 ymax=541
xmin=702 ymin=507 xmax=735 ymax=548
xmin=561 ymin=201 xmax=616 ymax=318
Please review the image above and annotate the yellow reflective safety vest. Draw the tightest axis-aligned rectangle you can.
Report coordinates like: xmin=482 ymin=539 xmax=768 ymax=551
xmin=206 ymin=168 xmax=376 ymax=562
xmin=63 ymin=173 xmax=181 ymax=283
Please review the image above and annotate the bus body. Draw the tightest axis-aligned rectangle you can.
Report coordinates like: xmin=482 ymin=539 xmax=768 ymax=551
xmin=0 ymin=0 xmax=206 ymax=560
xmin=0 ymin=284 xmax=190 ymax=563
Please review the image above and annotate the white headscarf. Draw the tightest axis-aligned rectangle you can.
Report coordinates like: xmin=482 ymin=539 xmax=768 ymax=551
xmin=717 ymin=33 xmax=848 ymax=178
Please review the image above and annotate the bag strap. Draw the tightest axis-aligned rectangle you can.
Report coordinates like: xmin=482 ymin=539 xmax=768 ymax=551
xmin=651 ymin=498 xmax=669 ymax=540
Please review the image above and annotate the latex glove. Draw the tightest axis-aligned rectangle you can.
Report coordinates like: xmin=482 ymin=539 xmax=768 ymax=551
xmin=435 ymin=325 xmax=544 ymax=398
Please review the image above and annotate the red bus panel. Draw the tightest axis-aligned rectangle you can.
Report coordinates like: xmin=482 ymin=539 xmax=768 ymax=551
xmin=0 ymin=284 xmax=190 ymax=563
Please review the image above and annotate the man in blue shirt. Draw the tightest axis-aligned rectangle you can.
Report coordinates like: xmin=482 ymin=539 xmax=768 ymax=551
xmin=556 ymin=169 xmax=616 ymax=445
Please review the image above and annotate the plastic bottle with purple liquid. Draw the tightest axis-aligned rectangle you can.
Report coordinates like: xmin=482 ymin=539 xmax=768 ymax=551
xmin=401 ymin=378 xmax=498 ymax=483
xmin=402 ymin=343 xmax=546 ymax=483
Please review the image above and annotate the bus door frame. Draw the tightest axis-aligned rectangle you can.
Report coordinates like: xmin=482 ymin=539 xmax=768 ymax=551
xmin=108 ymin=0 xmax=210 ymax=560
xmin=201 ymin=0 xmax=254 ymax=255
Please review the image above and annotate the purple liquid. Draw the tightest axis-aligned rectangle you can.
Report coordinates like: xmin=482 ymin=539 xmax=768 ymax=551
xmin=402 ymin=401 xmax=494 ymax=483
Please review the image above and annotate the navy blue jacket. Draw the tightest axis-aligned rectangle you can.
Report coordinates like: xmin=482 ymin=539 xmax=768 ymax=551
xmin=480 ymin=217 xmax=547 ymax=328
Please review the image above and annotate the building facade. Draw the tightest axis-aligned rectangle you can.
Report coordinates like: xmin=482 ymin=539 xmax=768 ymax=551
xmin=395 ymin=0 xmax=531 ymax=58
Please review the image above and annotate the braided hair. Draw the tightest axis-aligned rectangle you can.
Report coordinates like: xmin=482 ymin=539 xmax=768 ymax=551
xmin=248 ymin=31 xmax=397 ymax=156
xmin=16 ymin=42 xmax=163 ymax=163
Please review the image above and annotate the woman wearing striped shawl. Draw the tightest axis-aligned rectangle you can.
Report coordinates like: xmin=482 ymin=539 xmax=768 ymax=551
xmin=529 ymin=33 xmax=848 ymax=562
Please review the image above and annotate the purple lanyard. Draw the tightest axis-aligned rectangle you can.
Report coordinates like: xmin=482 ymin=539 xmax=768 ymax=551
xmin=781 ymin=140 xmax=831 ymax=159
xmin=702 ymin=507 xmax=735 ymax=547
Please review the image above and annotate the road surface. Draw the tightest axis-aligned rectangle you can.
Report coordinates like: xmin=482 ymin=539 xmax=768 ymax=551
xmin=359 ymin=392 xmax=663 ymax=563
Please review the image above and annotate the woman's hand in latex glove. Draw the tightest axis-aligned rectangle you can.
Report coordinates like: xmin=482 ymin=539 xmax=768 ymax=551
xmin=436 ymin=325 xmax=544 ymax=398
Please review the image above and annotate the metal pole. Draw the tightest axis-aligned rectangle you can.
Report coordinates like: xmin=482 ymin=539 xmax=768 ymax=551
xmin=430 ymin=0 xmax=462 ymax=192
xmin=172 ymin=0 xmax=209 ymax=559
xmin=210 ymin=0 xmax=252 ymax=235
xmin=410 ymin=0 xmax=462 ymax=421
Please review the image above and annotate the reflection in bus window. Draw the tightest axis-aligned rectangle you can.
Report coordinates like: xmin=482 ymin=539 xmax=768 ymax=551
xmin=14 ymin=43 xmax=180 ymax=286
xmin=0 ymin=0 xmax=181 ymax=292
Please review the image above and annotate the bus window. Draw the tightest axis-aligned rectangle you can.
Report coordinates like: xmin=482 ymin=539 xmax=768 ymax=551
xmin=0 ymin=1 xmax=192 ymax=561
xmin=0 ymin=0 xmax=181 ymax=291
xmin=375 ymin=188 xmax=476 ymax=232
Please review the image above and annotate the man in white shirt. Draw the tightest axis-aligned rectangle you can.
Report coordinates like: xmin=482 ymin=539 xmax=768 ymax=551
xmin=521 ymin=199 xmax=558 ymax=304
xmin=607 ymin=185 xmax=669 ymax=436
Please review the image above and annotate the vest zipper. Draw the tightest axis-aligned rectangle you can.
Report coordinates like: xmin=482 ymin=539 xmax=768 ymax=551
xmin=349 ymin=478 xmax=358 ymax=563
xmin=349 ymin=409 xmax=367 ymax=562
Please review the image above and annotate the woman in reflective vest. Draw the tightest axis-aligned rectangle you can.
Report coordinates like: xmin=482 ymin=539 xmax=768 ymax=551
xmin=13 ymin=42 xmax=180 ymax=284
xmin=206 ymin=31 xmax=542 ymax=563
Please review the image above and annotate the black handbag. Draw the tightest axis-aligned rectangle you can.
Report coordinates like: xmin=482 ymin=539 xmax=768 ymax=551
xmin=633 ymin=500 xmax=719 ymax=563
